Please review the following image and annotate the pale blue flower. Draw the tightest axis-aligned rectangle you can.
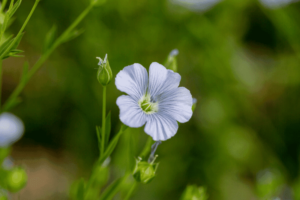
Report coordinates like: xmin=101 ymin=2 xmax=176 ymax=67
xmin=170 ymin=0 xmax=222 ymax=12
xmin=0 ymin=113 xmax=24 ymax=147
xmin=115 ymin=62 xmax=193 ymax=141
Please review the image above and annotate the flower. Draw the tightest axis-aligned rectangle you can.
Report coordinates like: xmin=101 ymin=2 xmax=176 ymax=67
xmin=115 ymin=62 xmax=193 ymax=141
xmin=0 ymin=113 xmax=24 ymax=147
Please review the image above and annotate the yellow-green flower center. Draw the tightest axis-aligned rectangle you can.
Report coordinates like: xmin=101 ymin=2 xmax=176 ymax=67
xmin=138 ymin=94 xmax=158 ymax=114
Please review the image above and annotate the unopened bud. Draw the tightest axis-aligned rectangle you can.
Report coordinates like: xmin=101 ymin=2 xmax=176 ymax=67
xmin=6 ymin=167 xmax=27 ymax=192
xmin=165 ymin=49 xmax=179 ymax=72
xmin=96 ymin=54 xmax=113 ymax=86
xmin=181 ymin=185 xmax=208 ymax=200
xmin=192 ymin=98 xmax=197 ymax=112
xmin=133 ymin=157 xmax=158 ymax=184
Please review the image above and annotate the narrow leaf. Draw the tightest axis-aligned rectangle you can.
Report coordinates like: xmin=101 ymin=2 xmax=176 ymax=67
xmin=0 ymin=35 xmax=13 ymax=54
xmin=10 ymin=32 xmax=23 ymax=49
xmin=61 ymin=29 xmax=84 ymax=43
xmin=76 ymin=178 xmax=86 ymax=200
xmin=0 ymin=33 xmax=24 ymax=59
xmin=43 ymin=25 xmax=57 ymax=53
xmin=96 ymin=126 xmax=102 ymax=154
xmin=99 ymin=125 xmax=128 ymax=164
xmin=99 ymin=173 xmax=129 ymax=200
xmin=7 ymin=0 xmax=22 ymax=19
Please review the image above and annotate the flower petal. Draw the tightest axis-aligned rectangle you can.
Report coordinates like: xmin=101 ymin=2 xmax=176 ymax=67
xmin=158 ymin=87 xmax=193 ymax=123
xmin=115 ymin=63 xmax=148 ymax=100
xmin=144 ymin=113 xmax=178 ymax=141
xmin=116 ymin=95 xmax=147 ymax=128
xmin=148 ymin=62 xmax=181 ymax=99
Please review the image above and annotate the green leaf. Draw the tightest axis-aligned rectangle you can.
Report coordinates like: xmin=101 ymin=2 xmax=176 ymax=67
xmin=99 ymin=125 xmax=128 ymax=164
xmin=10 ymin=32 xmax=23 ymax=50
xmin=99 ymin=173 xmax=129 ymax=200
xmin=7 ymin=49 xmax=23 ymax=58
xmin=105 ymin=112 xmax=111 ymax=147
xmin=0 ymin=0 xmax=21 ymax=35
xmin=0 ymin=33 xmax=24 ymax=59
xmin=43 ymin=25 xmax=57 ymax=53
xmin=77 ymin=179 xmax=86 ymax=200
xmin=6 ymin=0 xmax=22 ymax=20
xmin=70 ymin=178 xmax=86 ymax=200
xmin=96 ymin=126 xmax=102 ymax=153
xmin=60 ymin=29 xmax=84 ymax=44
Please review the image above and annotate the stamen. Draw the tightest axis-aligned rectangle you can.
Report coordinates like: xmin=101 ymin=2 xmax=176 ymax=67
xmin=138 ymin=94 xmax=158 ymax=114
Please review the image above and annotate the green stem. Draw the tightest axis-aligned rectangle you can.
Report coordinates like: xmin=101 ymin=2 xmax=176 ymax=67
xmin=124 ymin=181 xmax=137 ymax=200
xmin=1 ymin=2 xmax=95 ymax=112
xmin=101 ymin=86 xmax=106 ymax=155
xmin=0 ymin=0 xmax=40 ymax=60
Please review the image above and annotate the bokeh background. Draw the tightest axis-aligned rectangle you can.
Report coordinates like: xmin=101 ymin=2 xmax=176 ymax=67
xmin=2 ymin=0 xmax=300 ymax=199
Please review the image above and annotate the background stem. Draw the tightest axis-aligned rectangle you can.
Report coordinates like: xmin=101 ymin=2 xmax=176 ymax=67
xmin=1 ymin=2 xmax=95 ymax=113
xmin=0 ymin=0 xmax=40 ymax=60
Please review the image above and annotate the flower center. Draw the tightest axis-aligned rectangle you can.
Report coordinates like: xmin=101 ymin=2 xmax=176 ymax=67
xmin=138 ymin=94 xmax=158 ymax=114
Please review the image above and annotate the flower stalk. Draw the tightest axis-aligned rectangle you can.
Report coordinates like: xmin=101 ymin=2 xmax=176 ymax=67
xmin=1 ymin=2 xmax=96 ymax=113
xmin=101 ymin=86 xmax=107 ymax=155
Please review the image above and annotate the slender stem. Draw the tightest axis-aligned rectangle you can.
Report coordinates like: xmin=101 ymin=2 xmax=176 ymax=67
xmin=124 ymin=181 xmax=137 ymax=200
xmin=1 ymin=2 xmax=95 ymax=112
xmin=0 ymin=60 xmax=2 ymax=111
xmin=101 ymin=86 xmax=106 ymax=155
xmin=0 ymin=0 xmax=40 ymax=60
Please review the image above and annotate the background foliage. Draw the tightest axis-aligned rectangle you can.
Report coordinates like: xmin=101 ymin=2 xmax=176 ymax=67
xmin=2 ymin=0 xmax=300 ymax=199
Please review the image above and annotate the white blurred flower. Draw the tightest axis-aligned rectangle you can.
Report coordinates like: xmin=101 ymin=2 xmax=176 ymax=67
xmin=115 ymin=62 xmax=193 ymax=141
xmin=193 ymin=98 xmax=197 ymax=105
xmin=0 ymin=113 xmax=24 ymax=147
xmin=170 ymin=0 xmax=222 ymax=12
xmin=260 ymin=0 xmax=299 ymax=8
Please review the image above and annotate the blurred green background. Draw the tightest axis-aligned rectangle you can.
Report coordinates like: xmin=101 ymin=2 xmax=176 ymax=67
xmin=2 ymin=0 xmax=300 ymax=199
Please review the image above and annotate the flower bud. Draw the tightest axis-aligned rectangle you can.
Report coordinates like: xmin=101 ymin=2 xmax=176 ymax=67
xmin=132 ymin=157 xmax=158 ymax=184
xmin=5 ymin=167 xmax=27 ymax=192
xmin=96 ymin=54 xmax=113 ymax=86
xmin=192 ymin=98 xmax=197 ymax=112
xmin=181 ymin=185 xmax=208 ymax=200
xmin=164 ymin=49 xmax=179 ymax=72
